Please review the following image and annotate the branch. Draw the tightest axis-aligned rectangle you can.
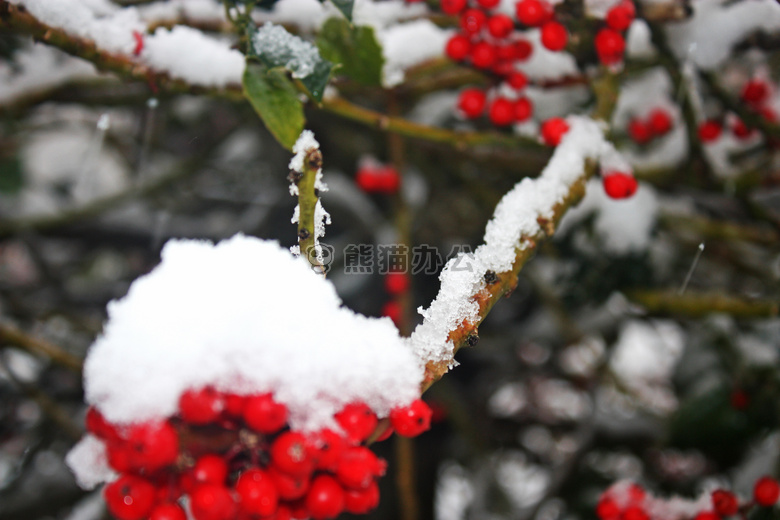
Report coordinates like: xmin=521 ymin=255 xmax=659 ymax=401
xmin=627 ymin=290 xmax=780 ymax=319
xmin=289 ymin=135 xmax=326 ymax=273
xmin=0 ymin=322 xmax=84 ymax=373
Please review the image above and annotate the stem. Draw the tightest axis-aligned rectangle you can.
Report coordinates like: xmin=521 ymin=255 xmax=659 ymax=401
xmin=627 ymin=290 xmax=780 ymax=318
xmin=0 ymin=323 xmax=84 ymax=373
xmin=294 ymin=147 xmax=325 ymax=273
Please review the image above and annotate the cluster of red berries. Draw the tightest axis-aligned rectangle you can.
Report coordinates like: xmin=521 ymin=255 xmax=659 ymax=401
xmin=594 ymin=1 xmax=635 ymax=66
xmin=445 ymin=0 xmax=571 ymax=126
xmin=381 ymin=270 xmax=411 ymax=327
xmin=355 ymin=161 xmax=401 ymax=194
xmin=627 ymin=108 xmax=674 ymax=145
xmin=597 ymin=478 xmax=780 ymax=520
xmin=698 ymin=77 xmax=778 ymax=144
xmin=86 ymin=389 xmax=432 ymax=520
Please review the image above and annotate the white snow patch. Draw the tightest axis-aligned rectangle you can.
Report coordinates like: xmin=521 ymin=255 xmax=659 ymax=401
xmin=82 ymin=235 xmax=422 ymax=433
xmin=378 ymin=20 xmax=449 ymax=88
xmin=517 ymin=29 xmax=579 ymax=81
xmin=435 ymin=463 xmax=475 ymax=520
xmin=65 ymin=435 xmax=117 ymax=490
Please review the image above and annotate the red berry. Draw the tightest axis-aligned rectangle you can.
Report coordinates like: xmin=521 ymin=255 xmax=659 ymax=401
xmin=385 ymin=271 xmax=410 ymax=295
xmin=540 ymin=21 xmax=568 ymax=51
xmin=602 ymin=172 xmax=637 ymax=199
xmin=515 ymin=0 xmax=553 ymax=27
xmin=496 ymin=43 xmax=518 ymax=61
xmin=85 ymin=406 xmax=119 ymax=441
xmin=487 ymin=14 xmax=515 ymax=39
xmin=489 ymin=97 xmax=515 ymax=126
xmin=492 ymin=60 xmax=515 ymax=77
xmin=741 ymin=79 xmax=770 ymax=106
xmin=622 ymin=505 xmax=649 ymax=520
xmin=458 ymin=88 xmax=486 ymax=119
xmin=698 ymin=120 xmax=722 ymax=142
xmin=628 ymin=117 xmax=652 ymax=144
xmin=306 ymin=475 xmax=345 ymax=520
xmin=132 ymin=30 xmax=144 ymax=57
xmin=381 ymin=300 xmax=402 ymax=327
xmin=507 ymin=71 xmax=528 ymax=90
xmin=235 ymin=469 xmax=279 ymax=517
xmin=389 ymin=399 xmax=433 ymax=437
xmin=627 ymin=484 xmax=646 ymax=505
xmin=376 ymin=166 xmax=401 ymax=193
xmin=460 ymin=8 xmax=487 ymax=34
xmin=445 ymin=34 xmax=472 ymax=61
xmin=243 ymin=393 xmax=287 ymax=434
xmin=269 ymin=467 xmax=310 ymax=501
xmin=605 ymin=1 xmax=635 ymax=31
xmin=540 ymin=117 xmax=570 ymax=146
xmin=754 ymin=476 xmax=780 ymax=507
xmin=514 ymin=39 xmax=534 ymax=60
xmin=190 ymin=484 xmax=237 ymax=520
xmin=512 ymin=97 xmax=533 ymax=122
xmin=760 ymin=106 xmax=777 ymax=122
xmin=124 ymin=421 xmax=179 ymax=472
xmin=344 ymin=480 xmax=380 ymax=514
xmin=596 ymin=497 xmax=621 ymax=520
xmin=471 ymin=41 xmax=498 ymax=69
xmin=476 ymin=0 xmax=501 ymax=8
xmin=441 ymin=0 xmax=468 ymax=14
xmin=104 ymin=475 xmax=156 ymax=520
xmin=336 ymin=446 xmax=385 ymax=489
xmin=595 ymin=28 xmax=625 ymax=65
xmin=308 ymin=429 xmax=347 ymax=472
xmin=335 ymin=402 xmax=378 ymax=444
xmin=179 ymin=387 xmax=224 ymax=425
xmin=648 ymin=108 xmax=672 ymax=135
xmin=731 ymin=118 xmax=754 ymax=140
xmin=711 ymin=489 xmax=739 ymax=516
xmin=694 ymin=512 xmax=720 ymax=520
xmin=150 ymin=503 xmax=187 ymax=520
xmin=271 ymin=431 xmax=313 ymax=476
xmin=192 ymin=454 xmax=229 ymax=486
xmin=223 ymin=393 xmax=246 ymax=417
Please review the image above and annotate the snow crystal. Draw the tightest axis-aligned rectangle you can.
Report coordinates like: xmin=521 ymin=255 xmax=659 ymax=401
xmin=377 ymin=20 xmax=449 ymax=88
xmin=144 ymin=26 xmax=244 ymax=87
xmin=82 ymin=235 xmax=422 ymax=434
xmin=65 ymin=435 xmax=117 ymax=490
xmin=408 ymin=117 xmax=622 ymax=367
xmin=253 ymin=23 xmax=322 ymax=79
xmin=665 ymin=0 xmax=780 ymax=70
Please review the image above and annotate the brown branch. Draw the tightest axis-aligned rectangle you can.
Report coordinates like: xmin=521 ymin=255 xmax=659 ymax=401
xmin=0 ymin=322 xmax=84 ymax=373
xmin=628 ymin=290 xmax=780 ymax=319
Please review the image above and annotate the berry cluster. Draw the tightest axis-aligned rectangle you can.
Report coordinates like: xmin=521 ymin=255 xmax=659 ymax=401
xmin=87 ymin=390 xmax=432 ymax=520
xmin=594 ymin=1 xmax=635 ymax=66
xmin=597 ymin=478 xmax=780 ymax=520
xmin=699 ymin=77 xmax=777 ymax=144
xmin=627 ymin=108 xmax=674 ymax=145
xmin=355 ymin=160 xmax=401 ymax=194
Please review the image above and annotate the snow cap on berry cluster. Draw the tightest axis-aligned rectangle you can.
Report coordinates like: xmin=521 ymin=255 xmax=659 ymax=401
xmin=408 ymin=117 xmax=626 ymax=367
xmin=83 ymin=235 xmax=423 ymax=431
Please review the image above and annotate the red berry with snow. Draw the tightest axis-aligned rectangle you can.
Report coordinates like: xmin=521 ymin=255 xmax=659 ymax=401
xmin=515 ymin=0 xmax=553 ymax=27
xmin=471 ymin=41 xmax=498 ymax=69
xmin=595 ymin=28 xmax=625 ymax=65
xmin=123 ymin=421 xmax=179 ymax=472
xmin=390 ymin=399 xmax=433 ymax=437
xmin=754 ymin=476 xmax=780 ymax=506
xmin=458 ymin=88 xmax=487 ymax=119
xmin=489 ymin=97 xmax=515 ymax=126
xmin=441 ymin=0 xmax=468 ymax=14
xmin=104 ymin=475 xmax=157 ymax=520
xmin=540 ymin=21 xmax=568 ymax=51
xmin=344 ymin=480 xmax=381 ymax=514
xmin=192 ymin=454 xmax=229 ymax=486
xmin=335 ymin=402 xmax=378 ymax=444
xmin=179 ymin=387 xmax=224 ymax=425
xmin=514 ymin=97 xmax=533 ymax=122
xmin=461 ymin=8 xmax=487 ymax=34
xmin=731 ymin=118 xmax=754 ymax=140
xmin=446 ymin=34 xmax=472 ymax=61
xmin=596 ymin=497 xmax=620 ymax=520
xmin=271 ymin=431 xmax=313 ymax=476
xmin=605 ymin=1 xmax=635 ymax=31
xmin=235 ymin=469 xmax=279 ymax=516
xmin=309 ymin=429 xmax=347 ymax=472
xmin=698 ymin=120 xmax=722 ymax=142
xmin=306 ymin=475 xmax=346 ymax=520
xmin=243 ymin=393 xmax=288 ymax=434
xmin=150 ymin=503 xmax=188 ymax=520
xmin=190 ymin=483 xmax=237 ymax=520
xmin=540 ymin=117 xmax=570 ymax=146
xmin=622 ymin=505 xmax=649 ymax=520
xmin=487 ymin=14 xmax=515 ymax=39
xmin=602 ymin=172 xmax=637 ymax=199
xmin=711 ymin=489 xmax=739 ymax=516
xmin=86 ymin=406 xmax=119 ymax=441
xmin=648 ymin=108 xmax=673 ymax=135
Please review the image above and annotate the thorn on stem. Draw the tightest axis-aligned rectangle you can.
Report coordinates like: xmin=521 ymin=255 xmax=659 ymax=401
xmin=287 ymin=170 xmax=303 ymax=184
xmin=298 ymin=228 xmax=310 ymax=240
xmin=466 ymin=332 xmax=479 ymax=347
xmin=484 ymin=270 xmax=498 ymax=285
xmin=306 ymin=149 xmax=323 ymax=171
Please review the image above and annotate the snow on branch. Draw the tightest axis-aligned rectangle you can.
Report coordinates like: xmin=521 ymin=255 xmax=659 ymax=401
xmin=408 ymin=116 xmax=628 ymax=390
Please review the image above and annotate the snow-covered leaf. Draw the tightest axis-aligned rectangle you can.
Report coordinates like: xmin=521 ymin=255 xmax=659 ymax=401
xmin=243 ymin=63 xmax=304 ymax=150
xmin=317 ymin=17 xmax=384 ymax=87
xmin=248 ymin=22 xmax=333 ymax=102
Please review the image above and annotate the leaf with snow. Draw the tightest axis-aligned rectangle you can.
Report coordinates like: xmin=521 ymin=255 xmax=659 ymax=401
xmin=243 ymin=64 xmax=304 ymax=150
xmin=317 ymin=17 xmax=384 ymax=87
xmin=248 ymin=22 xmax=333 ymax=102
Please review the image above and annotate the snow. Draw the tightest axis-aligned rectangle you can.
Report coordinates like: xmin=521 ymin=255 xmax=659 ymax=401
xmin=252 ymin=23 xmax=323 ymax=80
xmin=435 ymin=463 xmax=475 ymax=520
xmin=665 ymin=0 xmax=780 ymax=71
xmin=138 ymin=0 xmax=226 ymax=23
xmin=377 ymin=20 xmax=449 ymax=88
xmin=408 ymin=117 xmax=627 ymax=367
xmin=516 ymin=29 xmax=579 ymax=81
xmin=81 ymin=235 xmax=422 ymax=434
xmin=65 ymin=435 xmax=117 ymax=490
xmin=604 ymin=480 xmax=712 ymax=520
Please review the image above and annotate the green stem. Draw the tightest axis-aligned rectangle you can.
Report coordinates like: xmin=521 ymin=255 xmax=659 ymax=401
xmin=293 ymin=147 xmax=325 ymax=273
xmin=627 ymin=290 xmax=780 ymax=319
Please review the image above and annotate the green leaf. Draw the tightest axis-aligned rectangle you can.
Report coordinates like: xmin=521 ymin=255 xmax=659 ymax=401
xmin=328 ymin=0 xmax=354 ymax=21
xmin=247 ymin=23 xmax=333 ymax=102
xmin=243 ymin=63 xmax=304 ymax=150
xmin=316 ymin=17 xmax=384 ymax=87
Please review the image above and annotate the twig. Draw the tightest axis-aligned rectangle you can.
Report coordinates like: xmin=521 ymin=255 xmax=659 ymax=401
xmin=0 ymin=323 xmax=84 ymax=373
xmin=291 ymin=143 xmax=325 ymax=273
xmin=627 ymin=290 xmax=780 ymax=318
